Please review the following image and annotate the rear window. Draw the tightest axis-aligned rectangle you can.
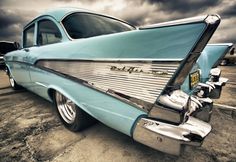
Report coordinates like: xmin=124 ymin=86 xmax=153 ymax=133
xmin=62 ymin=13 xmax=134 ymax=39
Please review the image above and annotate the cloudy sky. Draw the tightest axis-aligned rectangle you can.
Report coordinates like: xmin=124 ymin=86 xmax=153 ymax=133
xmin=0 ymin=0 xmax=235 ymax=44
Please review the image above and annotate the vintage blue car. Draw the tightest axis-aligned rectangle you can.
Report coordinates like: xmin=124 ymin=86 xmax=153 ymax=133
xmin=3 ymin=8 xmax=233 ymax=155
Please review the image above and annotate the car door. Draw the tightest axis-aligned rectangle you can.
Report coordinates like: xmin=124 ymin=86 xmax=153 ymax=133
xmin=29 ymin=19 xmax=63 ymax=99
xmin=10 ymin=23 xmax=36 ymax=89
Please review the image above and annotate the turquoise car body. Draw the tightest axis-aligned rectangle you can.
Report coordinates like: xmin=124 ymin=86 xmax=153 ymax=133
xmin=3 ymin=8 xmax=231 ymax=138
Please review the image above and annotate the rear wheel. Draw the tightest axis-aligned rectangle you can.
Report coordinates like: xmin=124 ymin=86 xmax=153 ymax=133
xmin=54 ymin=91 xmax=96 ymax=132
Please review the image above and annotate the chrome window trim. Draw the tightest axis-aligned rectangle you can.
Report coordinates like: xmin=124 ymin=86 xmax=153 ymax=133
xmin=59 ymin=21 xmax=73 ymax=41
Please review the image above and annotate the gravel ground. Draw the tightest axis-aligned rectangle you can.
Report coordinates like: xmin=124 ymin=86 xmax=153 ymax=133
xmin=0 ymin=65 xmax=235 ymax=162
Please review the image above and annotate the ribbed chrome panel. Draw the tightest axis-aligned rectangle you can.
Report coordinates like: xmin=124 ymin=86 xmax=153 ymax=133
xmin=37 ymin=61 xmax=180 ymax=104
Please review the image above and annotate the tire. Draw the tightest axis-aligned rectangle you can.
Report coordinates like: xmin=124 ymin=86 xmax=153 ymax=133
xmin=8 ymin=72 xmax=22 ymax=90
xmin=54 ymin=91 xmax=96 ymax=132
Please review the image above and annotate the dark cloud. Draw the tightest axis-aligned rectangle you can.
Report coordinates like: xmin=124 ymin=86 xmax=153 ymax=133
xmin=0 ymin=0 xmax=235 ymax=44
xmin=0 ymin=9 xmax=24 ymax=28
xmin=0 ymin=9 xmax=24 ymax=42
xmin=145 ymin=0 xmax=221 ymax=13
xmin=0 ymin=8 xmax=37 ymax=42
xmin=0 ymin=0 xmax=7 ymax=6
xmin=52 ymin=0 xmax=98 ymax=2
xmin=221 ymin=3 xmax=236 ymax=18
xmin=125 ymin=16 xmax=145 ymax=26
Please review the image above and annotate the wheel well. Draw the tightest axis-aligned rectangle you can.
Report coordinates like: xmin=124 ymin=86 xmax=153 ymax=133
xmin=48 ymin=88 xmax=56 ymax=102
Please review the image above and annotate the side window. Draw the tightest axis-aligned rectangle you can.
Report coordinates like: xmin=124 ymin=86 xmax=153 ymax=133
xmin=37 ymin=20 xmax=62 ymax=46
xmin=23 ymin=24 xmax=35 ymax=48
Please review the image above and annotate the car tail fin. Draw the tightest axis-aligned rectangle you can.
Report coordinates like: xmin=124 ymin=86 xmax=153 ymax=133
xmin=138 ymin=15 xmax=221 ymax=94
xmin=198 ymin=43 xmax=233 ymax=81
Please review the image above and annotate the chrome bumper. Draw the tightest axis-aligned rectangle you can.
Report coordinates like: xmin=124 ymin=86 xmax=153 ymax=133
xmin=133 ymin=68 xmax=226 ymax=155
xmin=192 ymin=68 xmax=228 ymax=121
xmin=133 ymin=117 xmax=211 ymax=155
xmin=208 ymin=77 xmax=228 ymax=99
xmin=192 ymin=101 xmax=213 ymax=122
xmin=196 ymin=68 xmax=228 ymax=99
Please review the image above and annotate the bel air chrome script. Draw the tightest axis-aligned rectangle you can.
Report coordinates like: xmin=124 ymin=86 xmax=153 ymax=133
xmin=110 ymin=65 xmax=170 ymax=76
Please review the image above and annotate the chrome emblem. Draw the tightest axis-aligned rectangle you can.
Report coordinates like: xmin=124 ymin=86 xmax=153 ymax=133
xmin=110 ymin=66 xmax=169 ymax=76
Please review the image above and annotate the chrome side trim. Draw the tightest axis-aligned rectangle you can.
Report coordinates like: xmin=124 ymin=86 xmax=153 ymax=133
xmin=40 ymin=58 xmax=183 ymax=62
xmin=35 ymin=82 xmax=48 ymax=88
xmin=37 ymin=60 xmax=179 ymax=104
xmin=133 ymin=117 xmax=211 ymax=155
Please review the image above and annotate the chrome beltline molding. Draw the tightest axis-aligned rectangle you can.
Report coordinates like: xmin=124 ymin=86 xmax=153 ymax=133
xmin=140 ymin=15 xmax=207 ymax=29
xmin=37 ymin=60 xmax=180 ymax=104
xmin=37 ymin=58 xmax=184 ymax=62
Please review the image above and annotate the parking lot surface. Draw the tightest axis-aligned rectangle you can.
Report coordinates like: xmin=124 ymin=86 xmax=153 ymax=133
xmin=0 ymin=65 xmax=236 ymax=162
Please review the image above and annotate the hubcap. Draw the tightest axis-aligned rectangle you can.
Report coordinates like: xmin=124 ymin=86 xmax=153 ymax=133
xmin=55 ymin=92 xmax=76 ymax=124
xmin=9 ymin=76 xmax=15 ymax=87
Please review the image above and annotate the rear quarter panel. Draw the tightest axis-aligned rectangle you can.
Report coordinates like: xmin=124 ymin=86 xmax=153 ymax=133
xmin=29 ymin=65 xmax=147 ymax=136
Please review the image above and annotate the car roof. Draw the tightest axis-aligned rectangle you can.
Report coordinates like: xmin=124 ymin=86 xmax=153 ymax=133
xmin=24 ymin=7 xmax=93 ymax=29
xmin=24 ymin=7 xmax=134 ymax=30
xmin=41 ymin=7 xmax=92 ymax=22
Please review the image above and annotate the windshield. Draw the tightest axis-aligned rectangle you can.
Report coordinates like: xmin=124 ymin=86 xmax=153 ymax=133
xmin=62 ymin=13 xmax=135 ymax=39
